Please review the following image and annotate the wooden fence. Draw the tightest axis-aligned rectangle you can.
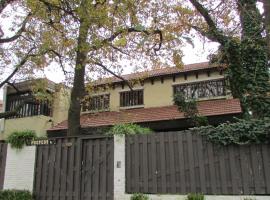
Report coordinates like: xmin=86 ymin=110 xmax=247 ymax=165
xmin=0 ymin=142 xmax=7 ymax=190
xmin=126 ymin=132 xmax=270 ymax=195
xmin=33 ymin=136 xmax=114 ymax=200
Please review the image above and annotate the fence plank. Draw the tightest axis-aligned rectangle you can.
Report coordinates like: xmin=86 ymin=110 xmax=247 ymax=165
xmin=177 ymin=133 xmax=186 ymax=194
xmin=134 ymin=135 xmax=140 ymax=192
xmin=93 ymin=139 xmax=100 ymax=199
xmin=186 ymin=133 xmax=196 ymax=192
xmin=47 ymin=144 xmax=56 ymax=200
xmin=207 ymin=142 xmax=217 ymax=194
xmin=142 ymin=135 xmax=149 ymax=193
xmin=168 ymin=133 xmax=176 ymax=193
xmin=240 ymin=146 xmax=250 ymax=194
xmin=151 ymin=135 xmax=158 ymax=193
xmin=251 ymin=145 xmax=262 ymax=194
xmin=0 ymin=143 xmax=7 ymax=190
xmin=196 ymin=135 xmax=206 ymax=193
xmin=159 ymin=133 xmax=167 ymax=193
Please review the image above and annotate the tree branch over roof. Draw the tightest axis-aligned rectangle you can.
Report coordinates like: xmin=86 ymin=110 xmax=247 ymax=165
xmin=189 ymin=0 xmax=228 ymax=45
xmin=0 ymin=47 xmax=36 ymax=89
xmin=94 ymin=61 xmax=134 ymax=91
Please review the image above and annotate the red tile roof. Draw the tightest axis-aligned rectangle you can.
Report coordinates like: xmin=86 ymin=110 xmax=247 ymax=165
xmin=49 ymin=98 xmax=241 ymax=131
xmin=95 ymin=62 xmax=223 ymax=85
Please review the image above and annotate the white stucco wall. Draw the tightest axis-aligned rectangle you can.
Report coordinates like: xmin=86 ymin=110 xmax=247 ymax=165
xmin=3 ymin=144 xmax=36 ymax=191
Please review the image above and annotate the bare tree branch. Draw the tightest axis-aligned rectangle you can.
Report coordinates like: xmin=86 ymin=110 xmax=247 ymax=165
xmin=189 ymin=0 xmax=228 ymax=45
xmin=91 ymin=27 xmax=163 ymax=52
xmin=0 ymin=47 xmax=36 ymax=89
xmin=38 ymin=0 xmax=79 ymax=21
xmin=94 ymin=61 xmax=133 ymax=91
xmin=109 ymin=44 xmax=130 ymax=56
xmin=0 ymin=13 xmax=32 ymax=44
xmin=45 ymin=49 xmax=68 ymax=75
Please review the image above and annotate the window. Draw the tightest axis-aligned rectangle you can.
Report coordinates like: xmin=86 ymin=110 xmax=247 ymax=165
xmin=120 ymin=90 xmax=144 ymax=107
xmin=173 ymin=79 xmax=226 ymax=99
xmin=82 ymin=94 xmax=110 ymax=112
xmin=6 ymin=92 xmax=51 ymax=118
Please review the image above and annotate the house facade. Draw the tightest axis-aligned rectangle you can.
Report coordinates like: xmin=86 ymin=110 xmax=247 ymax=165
xmin=48 ymin=62 xmax=242 ymax=136
xmin=0 ymin=62 xmax=242 ymax=138
xmin=0 ymin=79 xmax=69 ymax=139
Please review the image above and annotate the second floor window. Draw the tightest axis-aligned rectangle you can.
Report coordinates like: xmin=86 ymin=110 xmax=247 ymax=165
xmin=82 ymin=94 xmax=110 ymax=112
xmin=173 ymin=78 xmax=226 ymax=99
xmin=120 ymin=90 xmax=144 ymax=107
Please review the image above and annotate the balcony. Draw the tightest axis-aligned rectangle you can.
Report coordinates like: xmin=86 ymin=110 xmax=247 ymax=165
xmin=173 ymin=78 xmax=227 ymax=100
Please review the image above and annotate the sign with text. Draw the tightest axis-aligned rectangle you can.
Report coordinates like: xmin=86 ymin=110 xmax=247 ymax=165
xmin=27 ymin=139 xmax=56 ymax=146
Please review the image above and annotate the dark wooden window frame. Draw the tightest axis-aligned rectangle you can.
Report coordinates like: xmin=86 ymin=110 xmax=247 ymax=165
xmin=173 ymin=78 xmax=227 ymax=99
xmin=82 ymin=93 xmax=110 ymax=112
xmin=120 ymin=89 xmax=144 ymax=107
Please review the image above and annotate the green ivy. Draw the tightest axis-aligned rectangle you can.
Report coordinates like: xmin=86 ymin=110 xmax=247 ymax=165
xmin=130 ymin=193 xmax=149 ymax=200
xmin=107 ymin=123 xmax=152 ymax=136
xmin=186 ymin=193 xmax=205 ymax=200
xmin=210 ymin=0 xmax=270 ymax=119
xmin=7 ymin=130 xmax=37 ymax=149
xmin=0 ymin=190 xmax=33 ymax=200
xmin=191 ymin=118 xmax=270 ymax=145
xmin=187 ymin=194 xmax=205 ymax=200
xmin=173 ymin=93 xmax=208 ymax=127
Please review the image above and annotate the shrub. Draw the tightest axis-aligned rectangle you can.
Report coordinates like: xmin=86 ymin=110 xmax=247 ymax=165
xmin=107 ymin=123 xmax=152 ymax=136
xmin=186 ymin=193 xmax=205 ymax=200
xmin=130 ymin=193 xmax=149 ymax=200
xmin=0 ymin=190 xmax=33 ymax=200
xmin=7 ymin=130 xmax=37 ymax=149
xmin=191 ymin=117 xmax=270 ymax=145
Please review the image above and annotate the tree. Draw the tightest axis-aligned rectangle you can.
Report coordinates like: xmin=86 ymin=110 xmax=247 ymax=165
xmin=25 ymin=0 xmax=185 ymax=136
xmin=177 ymin=0 xmax=270 ymax=118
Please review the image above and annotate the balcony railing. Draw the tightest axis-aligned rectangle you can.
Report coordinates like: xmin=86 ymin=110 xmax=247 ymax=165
xmin=173 ymin=78 xmax=227 ymax=99
xmin=6 ymin=92 xmax=51 ymax=118
xmin=82 ymin=94 xmax=110 ymax=112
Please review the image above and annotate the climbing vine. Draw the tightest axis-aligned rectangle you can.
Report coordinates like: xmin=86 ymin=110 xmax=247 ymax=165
xmin=191 ymin=117 xmax=270 ymax=145
xmin=209 ymin=0 xmax=270 ymax=119
xmin=173 ymin=93 xmax=208 ymax=127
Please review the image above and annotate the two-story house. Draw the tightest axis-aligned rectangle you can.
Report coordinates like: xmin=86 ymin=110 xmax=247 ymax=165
xmin=48 ymin=62 xmax=242 ymax=137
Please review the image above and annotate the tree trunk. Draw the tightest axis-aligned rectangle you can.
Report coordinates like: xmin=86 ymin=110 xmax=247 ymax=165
xmin=67 ymin=18 xmax=90 ymax=136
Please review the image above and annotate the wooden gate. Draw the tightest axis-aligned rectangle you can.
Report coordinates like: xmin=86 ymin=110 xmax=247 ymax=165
xmin=0 ymin=142 xmax=7 ymax=190
xmin=33 ymin=136 xmax=114 ymax=200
